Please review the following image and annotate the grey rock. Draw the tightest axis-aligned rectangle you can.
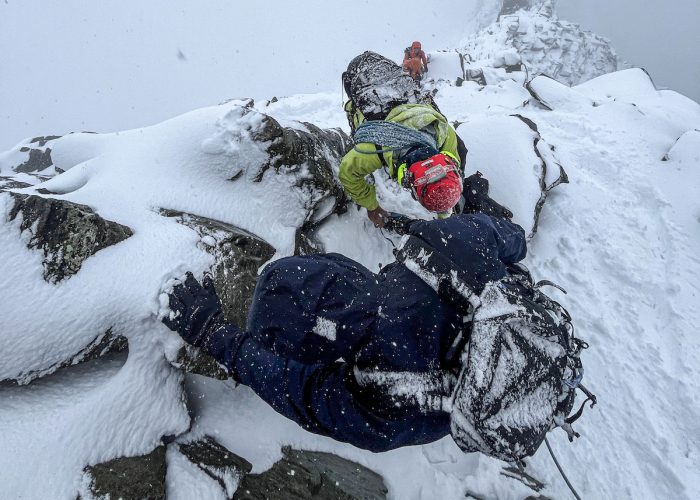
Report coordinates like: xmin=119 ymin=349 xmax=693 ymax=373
xmin=462 ymin=1 xmax=620 ymax=87
xmin=172 ymin=344 xmax=229 ymax=380
xmin=160 ymin=209 xmax=275 ymax=329
xmin=8 ymin=193 xmax=133 ymax=284
xmin=176 ymin=436 xmax=252 ymax=498
xmin=14 ymin=135 xmax=62 ymax=174
xmin=499 ymin=0 xmax=535 ymax=17
xmin=82 ymin=446 xmax=166 ymax=500
xmin=0 ymin=177 xmax=32 ymax=190
xmin=234 ymin=447 xmax=388 ymax=500
xmin=160 ymin=209 xmax=276 ymax=379
xmin=0 ymin=190 xmax=131 ymax=384
xmin=250 ymin=113 xmax=352 ymax=254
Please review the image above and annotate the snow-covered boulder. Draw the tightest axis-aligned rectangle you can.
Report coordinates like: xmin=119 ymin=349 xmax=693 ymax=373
xmin=526 ymin=74 xmax=594 ymax=110
xmin=424 ymin=50 xmax=465 ymax=86
xmin=0 ymin=102 xmax=361 ymax=498
xmin=0 ymin=102 xmax=351 ymax=383
xmin=456 ymin=113 xmax=567 ymax=238
xmin=0 ymin=135 xmax=63 ymax=179
xmin=8 ymin=193 xmax=134 ymax=284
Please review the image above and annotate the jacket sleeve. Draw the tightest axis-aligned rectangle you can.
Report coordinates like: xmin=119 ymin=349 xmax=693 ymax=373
xmin=217 ymin=332 xmax=406 ymax=452
xmin=485 ymin=214 xmax=527 ymax=265
xmin=440 ymin=125 xmax=460 ymax=167
xmin=338 ymin=145 xmax=387 ymax=211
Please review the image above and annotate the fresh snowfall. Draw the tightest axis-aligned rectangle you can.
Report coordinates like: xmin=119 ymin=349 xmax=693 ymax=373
xmin=1 ymin=5 xmax=699 ymax=500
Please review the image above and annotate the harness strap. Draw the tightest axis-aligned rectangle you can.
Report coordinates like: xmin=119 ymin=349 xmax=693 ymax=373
xmin=565 ymin=384 xmax=598 ymax=425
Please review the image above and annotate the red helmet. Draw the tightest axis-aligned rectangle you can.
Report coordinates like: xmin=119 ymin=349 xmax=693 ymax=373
xmin=401 ymin=153 xmax=462 ymax=212
xmin=412 ymin=41 xmax=422 ymax=49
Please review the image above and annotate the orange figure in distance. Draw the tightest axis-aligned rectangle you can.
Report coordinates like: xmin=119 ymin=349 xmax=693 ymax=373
xmin=403 ymin=41 xmax=428 ymax=81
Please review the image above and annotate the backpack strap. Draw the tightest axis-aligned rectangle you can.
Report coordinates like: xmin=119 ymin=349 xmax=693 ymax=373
xmin=374 ymin=144 xmax=388 ymax=168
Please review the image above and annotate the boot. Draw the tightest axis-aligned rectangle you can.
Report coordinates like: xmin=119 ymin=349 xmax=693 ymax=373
xmin=459 ymin=171 xmax=513 ymax=220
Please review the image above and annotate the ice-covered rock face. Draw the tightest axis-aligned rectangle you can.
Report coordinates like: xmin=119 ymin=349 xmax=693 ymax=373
xmin=453 ymin=1 xmax=620 ymax=87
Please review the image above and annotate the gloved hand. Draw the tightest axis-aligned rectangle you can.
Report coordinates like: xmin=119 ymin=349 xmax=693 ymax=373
xmin=384 ymin=212 xmax=416 ymax=235
xmin=161 ymin=272 xmax=224 ymax=347
xmin=367 ymin=206 xmax=389 ymax=228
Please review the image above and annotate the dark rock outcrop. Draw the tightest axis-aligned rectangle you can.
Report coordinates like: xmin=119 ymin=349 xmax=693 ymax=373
xmin=499 ymin=0 xmax=535 ymax=17
xmin=235 ymin=447 xmax=388 ymax=500
xmin=0 ymin=191 xmax=132 ymax=384
xmin=0 ymin=177 xmax=32 ymax=190
xmin=8 ymin=194 xmax=133 ymax=284
xmin=172 ymin=344 xmax=229 ymax=380
xmin=160 ymin=209 xmax=275 ymax=329
xmin=82 ymin=446 xmax=167 ymax=500
xmin=176 ymin=436 xmax=252 ymax=497
xmin=80 ymin=439 xmax=387 ymax=499
xmin=251 ymin=113 xmax=352 ymax=253
xmin=160 ymin=209 xmax=276 ymax=379
xmin=14 ymin=135 xmax=62 ymax=174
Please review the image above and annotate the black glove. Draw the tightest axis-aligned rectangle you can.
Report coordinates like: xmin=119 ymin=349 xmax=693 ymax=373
xmin=384 ymin=212 xmax=417 ymax=235
xmin=162 ymin=272 xmax=224 ymax=347
xmin=460 ymin=171 xmax=514 ymax=220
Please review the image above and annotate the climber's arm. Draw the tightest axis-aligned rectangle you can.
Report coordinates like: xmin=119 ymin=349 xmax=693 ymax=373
xmin=338 ymin=145 xmax=386 ymax=211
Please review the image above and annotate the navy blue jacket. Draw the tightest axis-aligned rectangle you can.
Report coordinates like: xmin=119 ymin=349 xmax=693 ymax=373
xmin=205 ymin=214 xmax=526 ymax=452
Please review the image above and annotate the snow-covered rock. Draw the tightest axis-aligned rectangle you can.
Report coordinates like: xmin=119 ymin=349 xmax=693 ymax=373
xmin=7 ymin=193 xmax=133 ymax=284
xmin=0 ymin=103 xmax=357 ymax=498
xmin=237 ymin=447 xmax=388 ymax=499
xmin=460 ymin=1 xmax=620 ymax=86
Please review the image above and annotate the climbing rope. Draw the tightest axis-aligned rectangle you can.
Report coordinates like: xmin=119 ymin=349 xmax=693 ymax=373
xmin=545 ymin=436 xmax=582 ymax=500
xmin=352 ymin=121 xmax=436 ymax=154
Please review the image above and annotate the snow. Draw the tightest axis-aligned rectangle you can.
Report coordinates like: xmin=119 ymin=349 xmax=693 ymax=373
xmin=312 ymin=316 xmax=337 ymax=342
xmin=1 ymin=32 xmax=700 ymax=500
xmin=457 ymin=5 xmax=621 ymax=87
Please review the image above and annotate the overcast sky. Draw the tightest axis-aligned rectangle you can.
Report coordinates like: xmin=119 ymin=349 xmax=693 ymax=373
xmin=559 ymin=0 xmax=700 ymax=101
xmin=1 ymin=1 xmax=697 ymax=151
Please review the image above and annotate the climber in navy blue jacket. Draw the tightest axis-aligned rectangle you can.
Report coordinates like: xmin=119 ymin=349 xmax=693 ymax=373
xmin=162 ymin=213 xmax=526 ymax=452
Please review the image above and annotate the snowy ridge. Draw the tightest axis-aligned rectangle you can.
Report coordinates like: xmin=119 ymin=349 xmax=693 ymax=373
xmin=1 ymin=46 xmax=700 ymax=500
xmin=458 ymin=3 xmax=621 ymax=86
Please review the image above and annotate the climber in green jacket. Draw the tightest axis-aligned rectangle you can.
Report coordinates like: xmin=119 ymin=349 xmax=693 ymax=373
xmin=339 ymin=102 xmax=463 ymax=227
xmin=340 ymin=51 xmax=511 ymax=229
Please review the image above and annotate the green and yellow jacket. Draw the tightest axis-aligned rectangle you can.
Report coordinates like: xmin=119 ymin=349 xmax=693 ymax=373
xmin=339 ymin=102 xmax=460 ymax=211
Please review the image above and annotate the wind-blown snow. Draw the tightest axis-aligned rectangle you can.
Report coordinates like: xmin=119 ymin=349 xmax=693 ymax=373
xmin=1 ymin=63 xmax=699 ymax=500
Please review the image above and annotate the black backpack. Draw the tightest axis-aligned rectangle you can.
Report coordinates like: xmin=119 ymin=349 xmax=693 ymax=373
xmin=342 ymin=51 xmax=421 ymax=122
xmin=395 ymin=235 xmax=596 ymax=462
